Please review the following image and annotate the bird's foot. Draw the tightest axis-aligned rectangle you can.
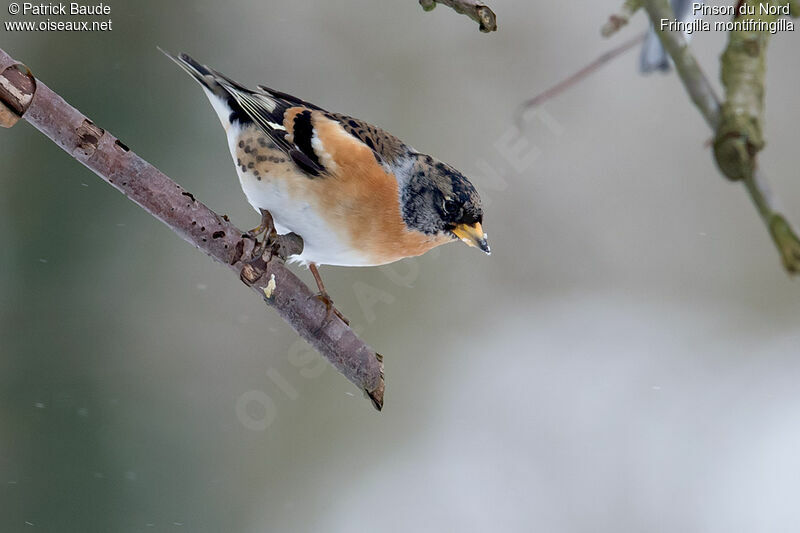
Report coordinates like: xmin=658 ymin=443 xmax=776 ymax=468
xmin=307 ymin=262 xmax=348 ymax=324
xmin=315 ymin=291 xmax=350 ymax=326
xmin=245 ymin=209 xmax=279 ymax=262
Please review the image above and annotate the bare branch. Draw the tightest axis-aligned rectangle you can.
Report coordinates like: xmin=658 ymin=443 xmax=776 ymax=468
xmin=419 ymin=0 xmax=497 ymax=32
xmin=0 ymin=47 xmax=385 ymax=409
xmin=517 ymin=32 xmax=645 ymax=121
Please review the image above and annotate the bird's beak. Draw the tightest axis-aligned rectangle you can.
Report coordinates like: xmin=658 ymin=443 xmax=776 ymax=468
xmin=453 ymin=222 xmax=491 ymax=255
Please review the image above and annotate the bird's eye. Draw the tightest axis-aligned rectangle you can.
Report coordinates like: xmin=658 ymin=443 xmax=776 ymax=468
xmin=443 ymin=198 xmax=459 ymax=215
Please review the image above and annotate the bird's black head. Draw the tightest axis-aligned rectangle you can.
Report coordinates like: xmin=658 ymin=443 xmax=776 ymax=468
xmin=400 ymin=154 xmax=489 ymax=254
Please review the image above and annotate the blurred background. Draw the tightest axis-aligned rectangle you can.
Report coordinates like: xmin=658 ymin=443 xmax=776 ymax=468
xmin=2 ymin=1 xmax=800 ymax=531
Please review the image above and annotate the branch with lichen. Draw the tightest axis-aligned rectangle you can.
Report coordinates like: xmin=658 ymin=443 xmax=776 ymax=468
xmin=418 ymin=0 xmax=497 ymax=32
xmin=640 ymin=0 xmax=800 ymax=274
xmin=0 ymin=47 xmax=386 ymax=408
xmin=713 ymin=0 xmax=781 ymax=181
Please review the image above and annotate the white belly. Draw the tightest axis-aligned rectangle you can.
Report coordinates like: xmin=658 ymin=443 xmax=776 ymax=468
xmin=225 ymin=124 xmax=371 ymax=267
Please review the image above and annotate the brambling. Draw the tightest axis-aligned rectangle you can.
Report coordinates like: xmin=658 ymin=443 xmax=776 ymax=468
xmin=162 ymin=51 xmax=489 ymax=309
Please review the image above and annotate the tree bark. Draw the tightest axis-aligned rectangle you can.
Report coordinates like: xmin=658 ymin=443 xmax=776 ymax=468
xmin=418 ymin=0 xmax=497 ymax=32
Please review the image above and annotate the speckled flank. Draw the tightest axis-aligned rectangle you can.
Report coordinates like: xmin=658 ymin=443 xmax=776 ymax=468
xmin=234 ymin=130 xmax=289 ymax=182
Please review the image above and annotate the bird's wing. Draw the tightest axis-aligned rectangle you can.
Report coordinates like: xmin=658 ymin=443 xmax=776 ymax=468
xmin=161 ymin=51 xmax=326 ymax=176
xmin=209 ymin=78 xmax=331 ymax=176
xmin=163 ymin=51 xmax=409 ymax=177
xmin=323 ymin=112 xmax=408 ymax=168
xmin=257 ymin=85 xmax=409 ymax=169
xmin=275 ymin=107 xmax=397 ymax=184
xmin=190 ymin=74 xmax=410 ymax=177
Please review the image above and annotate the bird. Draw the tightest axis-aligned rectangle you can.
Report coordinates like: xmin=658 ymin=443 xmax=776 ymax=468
xmin=161 ymin=50 xmax=489 ymax=316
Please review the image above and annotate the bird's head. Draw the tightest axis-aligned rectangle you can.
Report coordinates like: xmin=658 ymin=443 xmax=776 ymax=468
xmin=401 ymin=154 xmax=490 ymax=255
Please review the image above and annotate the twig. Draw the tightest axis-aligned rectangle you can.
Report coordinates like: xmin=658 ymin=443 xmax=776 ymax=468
xmin=418 ymin=0 xmax=497 ymax=32
xmin=744 ymin=172 xmax=800 ymax=274
xmin=0 ymin=47 xmax=385 ymax=409
xmin=642 ymin=0 xmax=800 ymax=274
xmin=601 ymin=0 xmax=644 ymax=37
xmin=517 ymin=32 xmax=645 ymax=121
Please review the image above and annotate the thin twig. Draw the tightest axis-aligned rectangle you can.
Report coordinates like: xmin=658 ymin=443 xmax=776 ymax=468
xmin=517 ymin=32 xmax=645 ymax=122
xmin=642 ymin=0 xmax=800 ymax=274
xmin=601 ymin=0 xmax=644 ymax=37
xmin=418 ymin=0 xmax=497 ymax=32
xmin=0 ymin=47 xmax=385 ymax=409
xmin=744 ymin=173 xmax=800 ymax=274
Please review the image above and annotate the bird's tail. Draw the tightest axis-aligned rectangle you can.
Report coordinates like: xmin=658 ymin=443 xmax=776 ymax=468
xmin=159 ymin=48 xmax=259 ymax=127
xmin=158 ymin=48 xmax=229 ymax=99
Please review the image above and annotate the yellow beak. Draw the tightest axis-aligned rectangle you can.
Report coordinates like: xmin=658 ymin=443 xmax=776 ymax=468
xmin=452 ymin=222 xmax=491 ymax=255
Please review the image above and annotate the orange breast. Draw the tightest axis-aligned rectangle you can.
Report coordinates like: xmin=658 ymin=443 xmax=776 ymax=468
xmin=307 ymin=113 xmax=451 ymax=264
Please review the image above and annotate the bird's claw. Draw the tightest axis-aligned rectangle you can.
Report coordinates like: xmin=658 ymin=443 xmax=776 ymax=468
xmin=315 ymin=291 xmax=349 ymax=326
xmin=245 ymin=209 xmax=278 ymax=262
